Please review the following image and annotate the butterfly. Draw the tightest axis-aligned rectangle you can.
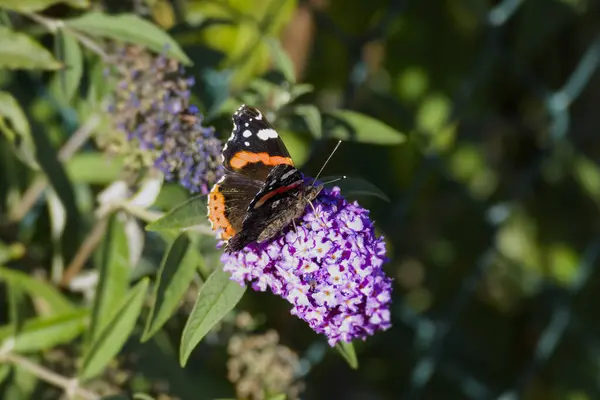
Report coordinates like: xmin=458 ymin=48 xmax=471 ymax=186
xmin=207 ymin=105 xmax=323 ymax=252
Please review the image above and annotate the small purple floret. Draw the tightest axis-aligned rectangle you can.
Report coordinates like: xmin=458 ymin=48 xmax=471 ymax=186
xmin=220 ymin=186 xmax=393 ymax=346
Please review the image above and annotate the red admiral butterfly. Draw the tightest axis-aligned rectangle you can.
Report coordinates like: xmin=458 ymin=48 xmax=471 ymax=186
xmin=208 ymin=105 xmax=323 ymax=252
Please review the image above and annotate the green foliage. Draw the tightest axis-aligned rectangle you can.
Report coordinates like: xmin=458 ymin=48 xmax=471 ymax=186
xmin=0 ymin=26 xmax=61 ymax=70
xmin=80 ymin=279 xmax=148 ymax=381
xmin=0 ymin=0 xmax=598 ymax=399
xmin=179 ymin=266 xmax=246 ymax=366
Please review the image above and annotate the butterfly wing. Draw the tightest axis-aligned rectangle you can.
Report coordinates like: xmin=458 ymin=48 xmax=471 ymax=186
xmin=207 ymin=173 xmax=263 ymax=240
xmin=222 ymin=105 xmax=294 ymax=181
xmin=225 ymin=164 xmax=322 ymax=252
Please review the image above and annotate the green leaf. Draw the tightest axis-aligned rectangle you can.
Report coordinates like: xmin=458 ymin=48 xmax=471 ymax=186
xmin=66 ymin=12 xmax=191 ymax=65
xmin=0 ymin=266 xmax=73 ymax=315
xmin=322 ymin=176 xmax=390 ymax=202
xmin=50 ymin=31 xmax=83 ymax=104
xmin=335 ymin=341 xmax=358 ymax=369
xmin=88 ymin=215 xmax=131 ymax=345
xmin=142 ymin=234 xmax=202 ymax=341
xmin=326 ymin=110 xmax=406 ymax=145
xmin=293 ymin=104 xmax=322 ymax=138
xmin=0 ymin=0 xmax=89 ymax=12
xmin=265 ymin=37 xmax=295 ymax=83
xmin=65 ymin=153 xmax=124 ymax=183
xmin=80 ymin=279 xmax=149 ymax=381
xmin=179 ymin=267 xmax=246 ymax=366
xmin=0 ymin=26 xmax=61 ymax=70
xmin=133 ymin=393 xmax=156 ymax=400
xmin=0 ymin=310 xmax=88 ymax=353
xmin=0 ymin=91 xmax=37 ymax=168
xmin=146 ymin=195 xmax=207 ymax=231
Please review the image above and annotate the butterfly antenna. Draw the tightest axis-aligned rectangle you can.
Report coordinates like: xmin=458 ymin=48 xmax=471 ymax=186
xmin=311 ymin=140 xmax=342 ymax=187
xmin=321 ymin=176 xmax=347 ymax=185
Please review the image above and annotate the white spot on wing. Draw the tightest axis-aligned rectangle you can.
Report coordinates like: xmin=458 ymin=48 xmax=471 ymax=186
xmin=244 ymin=141 xmax=250 ymax=146
xmin=242 ymin=130 xmax=252 ymax=138
xmin=245 ymin=123 xmax=249 ymax=127
xmin=223 ymin=142 xmax=228 ymax=151
xmin=257 ymin=128 xmax=278 ymax=141
xmin=256 ymin=111 xmax=263 ymax=120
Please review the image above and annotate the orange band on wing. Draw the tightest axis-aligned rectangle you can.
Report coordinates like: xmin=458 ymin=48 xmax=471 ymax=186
xmin=229 ymin=151 xmax=293 ymax=170
xmin=253 ymin=182 xmax=302 ymax=209
xmin=207 ymin=184 xmax=237 ymax=240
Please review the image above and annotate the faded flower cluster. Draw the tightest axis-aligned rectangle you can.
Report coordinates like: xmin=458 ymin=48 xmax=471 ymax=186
xmin=106 ymin=45 xmax=223 ymax=194
xmin=221 ymin=186 xmax=392 ymax=346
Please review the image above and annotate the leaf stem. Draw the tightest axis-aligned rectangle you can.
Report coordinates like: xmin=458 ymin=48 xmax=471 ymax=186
xmin=0 ymin=351 xmax=100 ymax=400
xmin=26 ymin=13 xmax=109 ymax=61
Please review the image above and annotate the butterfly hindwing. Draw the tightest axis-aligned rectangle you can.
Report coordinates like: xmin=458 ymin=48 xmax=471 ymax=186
xmin=207 ymin=173 xmax=264 ymax=240
xmin=225 ymin=165 xmax=322 ymax=252
xmin=222 ymin=105 xmax=294 ymax=181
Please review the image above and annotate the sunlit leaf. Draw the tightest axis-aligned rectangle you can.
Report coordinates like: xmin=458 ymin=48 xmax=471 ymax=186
xmin=50 ymin=31 xmax=83 ymax=104
xmin=335 ymin=341 xmax=358 ymax=369
xmin=142 ymin=234 xmax=203 ymax=341
xmin=0 ymin=26 xmax=61 ymax=70
xmin=80 ymin=279 xmax=149 ymax=381
xmin=0 ymin=91 xmax=37 ymax=168
xmin=293 ymin=104 xmax=322 ymax=138
xmin=0 ymin=0 xmax=89 ymax=12
xmin=266 ymin=37 xmax=296 ymax=83
xmin=88 ymin=215 xmax=131 ymax=345
xmin=146 ymin=196 xmax=208 ymax=231
xmin=0 ymin=266 xmax=74 ymax=315
xmin=325 ymin=110 xmax=406 ymax=145
xmin=179 ymin=267 xmax=246 ymax=366
xmin=66 ymin=12 xmax=191 ymax=65
xmin=322 ymin=176 xmax=390 ymax=202
xmin=65 ymin=153 xmax=125 ymax=184
xmin=0 ymin=310 xmax=88 ymax=353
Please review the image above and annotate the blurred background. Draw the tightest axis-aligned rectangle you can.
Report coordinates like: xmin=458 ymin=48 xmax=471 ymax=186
xmin=2 ymin=0 xmax=600 ymax=399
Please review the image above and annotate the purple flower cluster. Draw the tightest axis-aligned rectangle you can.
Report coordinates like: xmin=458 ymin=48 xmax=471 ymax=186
xmin=108 ymin=45 xmax=223 ymax=194
xmin=221 ymin=186 xmax=392 ymax=346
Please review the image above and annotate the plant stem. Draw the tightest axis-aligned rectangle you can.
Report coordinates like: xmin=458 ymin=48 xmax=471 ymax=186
xmin=0 ymin=352 xmax=100 ymax=400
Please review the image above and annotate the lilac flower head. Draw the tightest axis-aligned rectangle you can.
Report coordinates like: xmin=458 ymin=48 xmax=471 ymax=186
xmin=105 ymin=45 xmax=223 ymax=194
xmin=221 ymin=185 xmax=392 ymax=346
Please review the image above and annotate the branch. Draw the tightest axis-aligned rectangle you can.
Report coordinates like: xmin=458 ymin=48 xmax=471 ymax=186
xmin=0 ymin=350 xmax=99 ymax=400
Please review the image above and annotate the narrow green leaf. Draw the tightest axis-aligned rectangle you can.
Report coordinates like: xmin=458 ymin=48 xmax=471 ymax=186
xmin=146 ymin=195 xmax=207 ymax=231
xmin=142 ymin=234 xmax=201 ymax=341
xmin=0 ymin=26 xmax=61 ymax=70
xmin=50 ymin=31 xmax=83 ymax=104
xmin=80 ymin=279 xmax=149 ymax=381
xmin=265 ymin=37 xmax=296 ymax=83
xmin=322 ymin=176 xmax=390 ymax=202
xmin=66 ymin=12 xmax=191 ymax=65
xmin=88 ymin=215 xmax=130 ymax=345
xmin=294 ymin=104 xmax=322 ymax=138
xmin=30 ymin=124 xmax=82 ymax=273
xmin=65 ymin=153 xmax=124 ymax=183
xmin=0 ymin=266 xmax=73 ymax=315
xmin=289 ymin=83 xmax=314 ymax=102
xmin=7 ymin=284 xmax=26 ymax=335
xmin=0 ymin=91 xmax=37 ymax=168
xmin=335 ymin=341 xmax=358 ymax=369
xmin=326 ymin=110 xmax=406 ymax=145
xmin=0 ymin=0 xmax=89 ymax=12
xmin=133 ymin=393 xmax=156 ymax=400
xmin=179 ymin=267 xmax=246 ymax=366
xmin=266 ymin=394 xmax=287 ymax=400
xmin=0 ymin=310 xmax=88 ymax=353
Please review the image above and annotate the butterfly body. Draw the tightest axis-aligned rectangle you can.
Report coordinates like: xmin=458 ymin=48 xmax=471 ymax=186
xmin=207 ymin=105 xmax=322 ymax=252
